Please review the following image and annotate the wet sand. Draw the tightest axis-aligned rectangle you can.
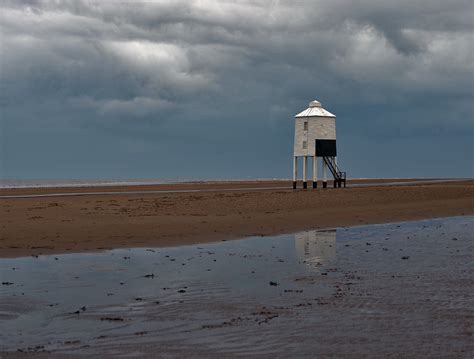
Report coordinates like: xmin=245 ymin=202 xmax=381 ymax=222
xmin=1 ymin=179 xmax=473 ymax=257
xmin=1 ymin=216 xmax=473 ymax=357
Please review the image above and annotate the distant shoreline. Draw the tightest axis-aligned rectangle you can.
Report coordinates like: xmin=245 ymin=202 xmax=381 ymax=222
xmin=0 ymin=177 xmax=455 ymax=190
xmin=0 ymin=179 xmax=468 ymax=199
xmin=0 ymin=177 xmax=457 ymax=194
xmin=1 ymin=179 xmax=472 ymax=258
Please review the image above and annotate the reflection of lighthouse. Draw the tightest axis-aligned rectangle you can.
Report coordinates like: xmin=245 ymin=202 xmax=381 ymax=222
xmin=294 ymin=229 xmax=337 ymax=265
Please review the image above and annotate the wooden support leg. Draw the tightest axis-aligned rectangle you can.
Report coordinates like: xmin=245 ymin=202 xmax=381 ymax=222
xmin=293 ymin=156 xmax=297 ymax=189
xmin=322 ymin=160 xmax=327 ymax=188
xmin=312 ymin=156 xmax=317 ymax=189
xmin=302 ymin=156 xmax=307 ymax=189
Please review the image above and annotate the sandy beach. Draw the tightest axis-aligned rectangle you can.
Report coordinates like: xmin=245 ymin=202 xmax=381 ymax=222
xmin=1 ymin=180 xmax=473 ymax=357
xmin=1 ymin=179 xmax=472 ymax=258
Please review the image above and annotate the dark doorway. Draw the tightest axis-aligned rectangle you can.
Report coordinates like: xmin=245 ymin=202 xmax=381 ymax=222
xmin=315 ymin=139 xmax=337 ymax=157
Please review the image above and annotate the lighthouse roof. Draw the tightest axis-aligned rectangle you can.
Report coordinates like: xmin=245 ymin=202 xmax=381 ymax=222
xmin=295 ymin=99 xmax=335 ymax=118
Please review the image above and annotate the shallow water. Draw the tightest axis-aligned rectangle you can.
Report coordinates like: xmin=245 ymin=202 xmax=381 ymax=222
xmin=1 ymin=216 xmax=473 ymax=357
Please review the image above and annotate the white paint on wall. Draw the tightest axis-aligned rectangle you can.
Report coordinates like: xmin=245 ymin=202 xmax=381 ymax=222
xmin=293 ymin=100 xmax=336 ymax=157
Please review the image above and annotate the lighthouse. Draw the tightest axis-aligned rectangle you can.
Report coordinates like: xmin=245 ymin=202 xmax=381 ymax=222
xmin=292 ymin=99 xmax=346 ymax=189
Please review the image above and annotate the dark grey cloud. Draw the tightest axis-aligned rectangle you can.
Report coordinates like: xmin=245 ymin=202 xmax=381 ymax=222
xmin=0 ymin=0 xmax=473 ymax=179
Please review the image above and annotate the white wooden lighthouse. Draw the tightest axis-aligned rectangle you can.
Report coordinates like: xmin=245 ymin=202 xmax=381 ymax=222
xmin=292 ymin=99 xmax=345 ymax=189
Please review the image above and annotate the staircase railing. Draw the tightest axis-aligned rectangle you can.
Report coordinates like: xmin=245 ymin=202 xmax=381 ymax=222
xmin=323 ymin=156 xmax=346 ymax=188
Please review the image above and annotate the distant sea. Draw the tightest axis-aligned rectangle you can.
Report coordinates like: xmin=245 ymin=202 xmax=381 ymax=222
xmin=0 ymin=179 xmax=171 ymax=189
xmin=0 ymin=178 xmax=286 ymax=189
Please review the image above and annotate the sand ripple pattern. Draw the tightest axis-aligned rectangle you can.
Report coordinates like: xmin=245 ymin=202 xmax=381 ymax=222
xmin=0 ymin=216 xmax=472 ymax=358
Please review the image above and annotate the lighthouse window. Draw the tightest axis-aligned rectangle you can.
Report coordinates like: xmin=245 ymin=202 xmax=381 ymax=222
xmin=302 ymin=141 xmax=307 ymax=149
xmin=303 ymin=121 xmax=308 ymax=130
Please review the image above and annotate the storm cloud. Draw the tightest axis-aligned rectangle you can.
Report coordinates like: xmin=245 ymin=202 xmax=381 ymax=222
xmin=1 ymin=0 xmax=473 ymax=179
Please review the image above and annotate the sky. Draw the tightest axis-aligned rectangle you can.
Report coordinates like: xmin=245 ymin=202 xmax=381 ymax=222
xmin=0 ymin=0 xmax=473 ymax=180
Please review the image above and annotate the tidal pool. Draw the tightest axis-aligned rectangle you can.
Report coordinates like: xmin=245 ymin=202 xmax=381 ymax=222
xmin=1 ymin=216 xmax=472 ymax=358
